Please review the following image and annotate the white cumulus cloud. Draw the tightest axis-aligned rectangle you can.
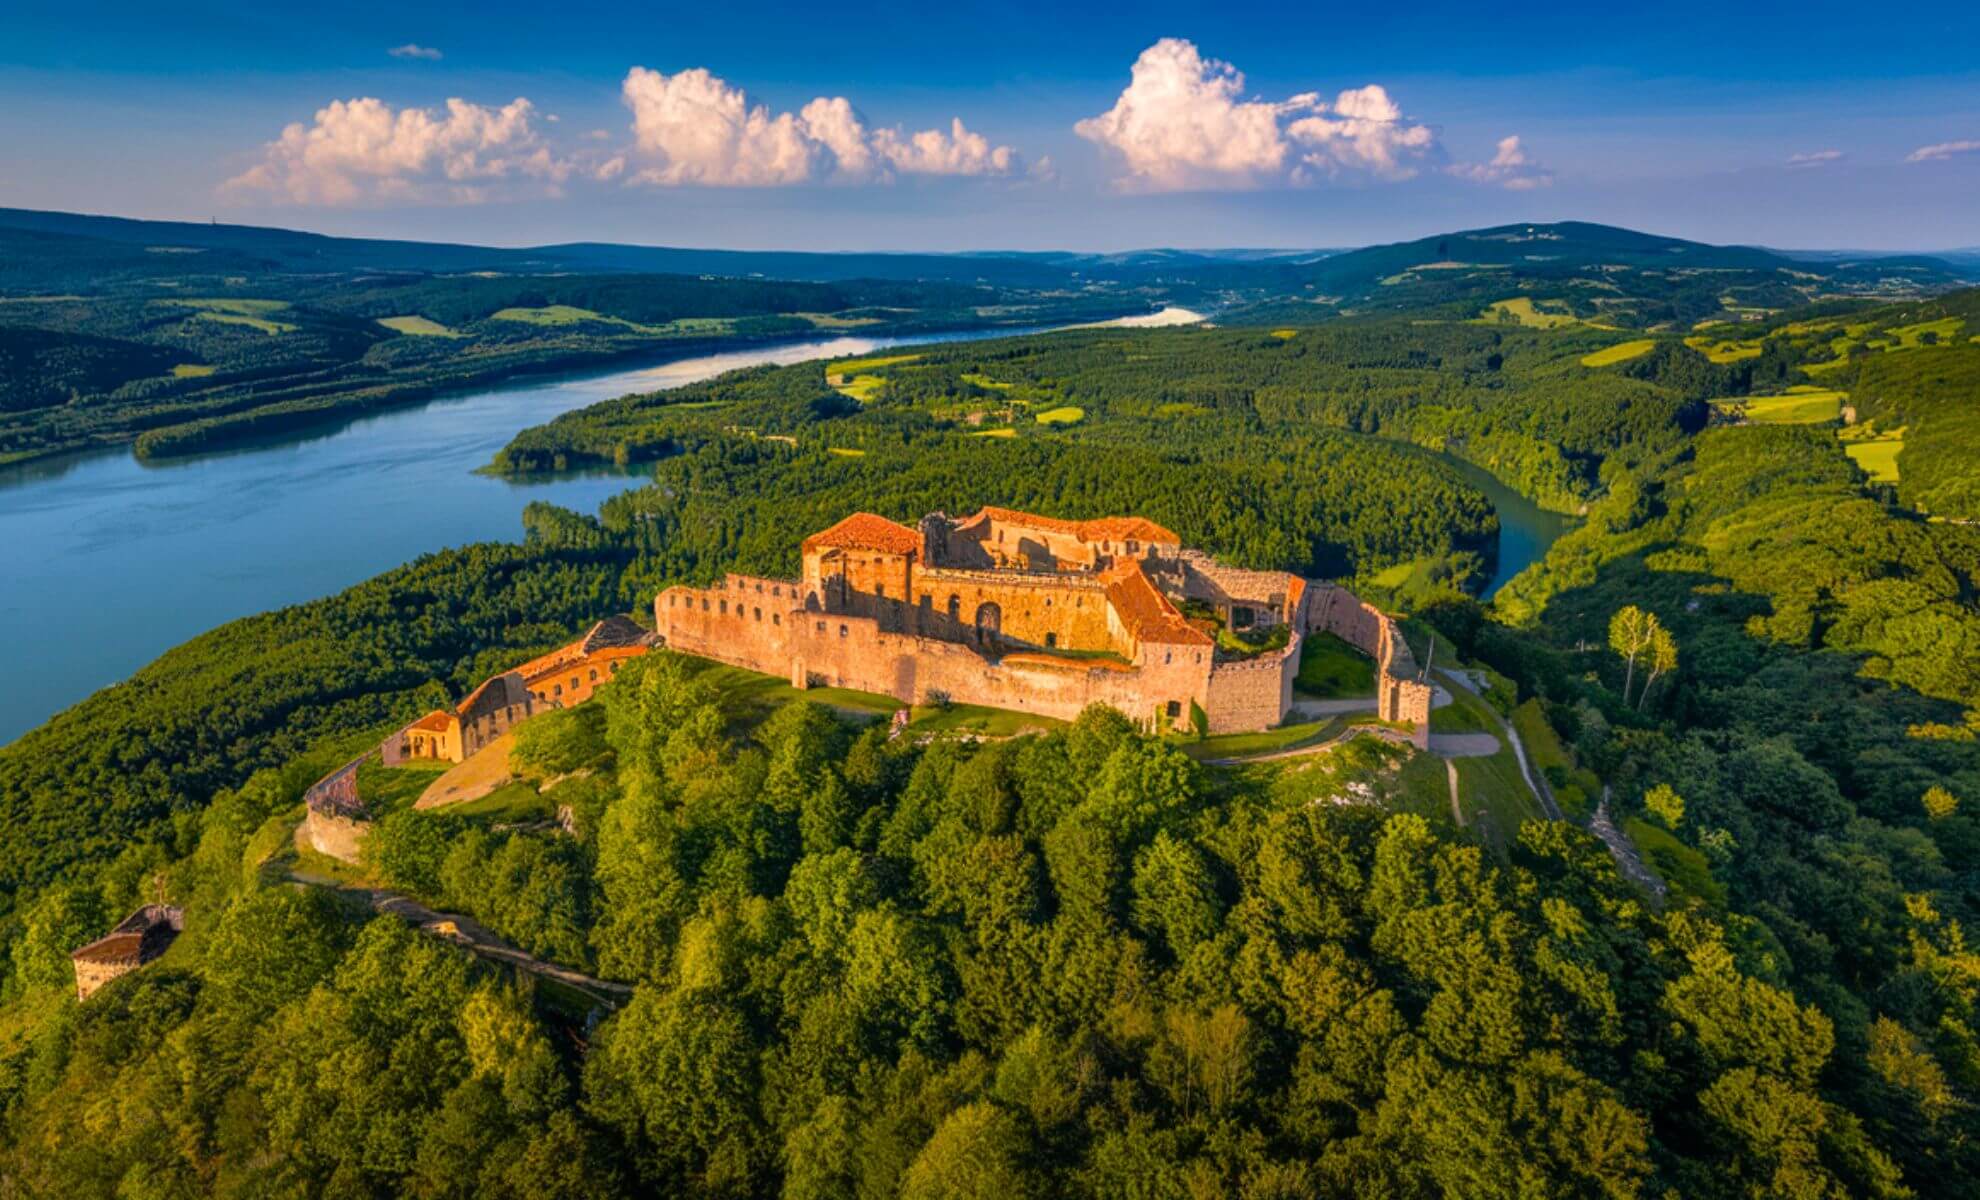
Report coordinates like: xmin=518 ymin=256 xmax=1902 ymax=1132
xmin=618 ymin=65 xmax=1025 ymax=186
xmin=387 ymin=44 xmax=442 ymax=61
xmin=1075 ymin=39 xmax=1443 ymax=190
xmin=1907 ymin=139 xmax=1980 ymax=163
xmin=224 ymin=96 xmax=567 ymax=204
xmin=1787 ymin=149 xmax=1844 ymax=168
xmin=1448 ymin=135 xmax=1552 ymax=190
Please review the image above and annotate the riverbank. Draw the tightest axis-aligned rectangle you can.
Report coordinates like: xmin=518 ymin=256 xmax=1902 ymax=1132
xmin=0 ymin=325 xmax=1077 ymax=745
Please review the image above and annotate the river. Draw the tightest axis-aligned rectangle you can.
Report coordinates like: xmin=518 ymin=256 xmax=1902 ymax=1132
xmin=0 ymin=319 xmax=1575 ymax=746
xmin=0 ymin=328 xmax=1047 ymax=746
xmin=1442 ymin=455 xmax=1579 ymax=598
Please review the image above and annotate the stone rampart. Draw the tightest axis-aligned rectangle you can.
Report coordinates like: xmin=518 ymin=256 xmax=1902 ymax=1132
xmin=302 ymin=754 xmax=372 ymax=863
xmin=1301 ymin=583 xmax=1431 ymax=749
xmin=1203 ymin=633 xmax=1301 ymax=734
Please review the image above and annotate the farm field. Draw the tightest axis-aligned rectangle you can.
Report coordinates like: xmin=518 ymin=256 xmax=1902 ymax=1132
xmin=1035 ymin=405 xmax=1084 ymax=425
xmin=376 ymin=315 xmax=464 ymax=338
xmin=1711 ymin=386 xmax=1846 ymax=424
xmin=1580 ymin=338 xmax=1656 ymax=366
xmin=1477 ymin=297 xmax=1583 ymax=329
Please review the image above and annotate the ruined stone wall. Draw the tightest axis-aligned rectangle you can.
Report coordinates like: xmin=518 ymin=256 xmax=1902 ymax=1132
xmin=1300 ymin=583 xmax=1432 ymax=749
xmin=655 ymin=578 xmax=797 ymax=681
xmin=305 ymin=806 xmax=370 ymax=864
xmin=1173 ymin=554 xmax=1300 ymax=626
xmin=74 ymin=956 xmax=138 ymax=1002
xmin=1203 ymin=634 xmax=1300 ymax=734
xmin=788 ymin=610 xmax=1210 ymax=728
xmin=907 ymin=569 xmax=1116 ymax=652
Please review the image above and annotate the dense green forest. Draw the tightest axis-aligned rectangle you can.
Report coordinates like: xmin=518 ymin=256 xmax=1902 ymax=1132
xmin=3 ymin=249 xmax=1980 ymax=1195
xmin=0 ymin=225 xmax=1153 ymax=465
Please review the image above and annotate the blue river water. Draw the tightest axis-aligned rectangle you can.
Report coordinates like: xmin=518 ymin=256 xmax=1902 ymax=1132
xmin=0 ymin=322 xmax=1573 ymax=746
xmin=0 ymin=329 xmax=1042 ymax=746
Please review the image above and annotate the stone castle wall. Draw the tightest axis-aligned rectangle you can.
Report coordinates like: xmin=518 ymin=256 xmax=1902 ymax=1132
xmin=1301 ymin=583 xmax=1432 ymax=749
xmin=655 ymin=536 xmax=1432 ymax=746
xmin=1203 ymin=637 xmax=1301 ymax=734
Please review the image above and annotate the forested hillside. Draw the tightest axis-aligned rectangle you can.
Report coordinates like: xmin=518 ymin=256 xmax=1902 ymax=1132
xmin=0 ymin=219 xmax=1154 ymax=466
xmin=3 ymin=250 xmax=1979 ymax=1197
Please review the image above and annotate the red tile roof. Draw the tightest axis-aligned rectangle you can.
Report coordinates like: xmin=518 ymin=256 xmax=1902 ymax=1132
xmin=803 ymin=512 xmax=923 ymax=557
xmin=972 ymin=506 xmax=1180 ymax=546
xmin=1102 ymin=560 xmax=1214 ymax=648
xmin=409 ymin=709 xmax=456 ymax=733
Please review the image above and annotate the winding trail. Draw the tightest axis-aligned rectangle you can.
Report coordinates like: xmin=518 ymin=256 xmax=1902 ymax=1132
xmin=287 ymin=868 xmax=632 ymax=1008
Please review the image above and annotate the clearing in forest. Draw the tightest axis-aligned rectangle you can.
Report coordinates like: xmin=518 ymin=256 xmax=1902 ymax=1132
xmin=1840 ymin=423 xmax=1905 ymax=482
xmin=1478 ymin=297 xmax=1582 ymax=329
xmin=377 ymin=315 xmax=465 ymax=338
xmin=1035 ymin=405 xmax=1085 ymax=425
xmin=1711 ymin=387 xmax=1846 ymax=424
xmin=1580 ymin=339 xmax=1656 ymax=367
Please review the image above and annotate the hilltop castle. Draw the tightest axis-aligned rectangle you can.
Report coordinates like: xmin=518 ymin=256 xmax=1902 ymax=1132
xmin=655 ymin=507 xmax=1431 ymax=742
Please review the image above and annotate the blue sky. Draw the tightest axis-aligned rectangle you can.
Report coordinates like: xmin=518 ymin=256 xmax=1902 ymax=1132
xmin=3 ymin=1 xmax=1977 ymax=251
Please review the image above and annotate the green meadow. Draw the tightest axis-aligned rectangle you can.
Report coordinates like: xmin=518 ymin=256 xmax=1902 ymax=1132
xmin=1580 ymin=338 xmax=1656 ymax=367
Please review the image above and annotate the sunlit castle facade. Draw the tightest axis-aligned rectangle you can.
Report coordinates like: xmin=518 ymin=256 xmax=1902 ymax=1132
xmin=655 ymin=507 xmax=1432 ymax=741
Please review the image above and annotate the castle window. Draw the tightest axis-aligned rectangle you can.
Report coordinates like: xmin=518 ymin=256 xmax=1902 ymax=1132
xmin=720 ymin=599 xmax=728 ymax=614
xmin=817 ymin=621 xmax=827 ymax=632
xmin=609 ymin=662 xmax=620 ymax=674
xmin=571 ymin=676 xmax=580 ymax=691
xmin=1165 ymin=651 xmax=1172 ymax=664
xmin=947 ymin=595 xmax=961 ymax=621
xmin=772 ymin=614 xmax=781 ymax=626
xmin=754 ymin=607 xmax=762 ymax=620
xmin=1045 ymin=632 xmax=1057 ymax=648
xmin=839 ymin=624 xmax=849 ymax=638
xmin=589 ymin=669 xmax=599 ymax=682
xmin=1166 ymin=701 xmax=1181 ymax=719
xmin=553 ymin=684 xmax=563 ymax=696
xmin=875 ymin=584 xmax=885 ymax=599
xmin=1044 ymin=597 xmax=1052 ymax=607
xmin=701 ymin=598 xmax=710 ymax=611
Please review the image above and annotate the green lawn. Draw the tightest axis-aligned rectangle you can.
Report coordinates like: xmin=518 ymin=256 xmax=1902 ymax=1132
xmin=908 ymin=703 xmax=1060 ymax=738
xmin=1035 ymin=406 xmax=1085 ymax=425
xmin=355 ymin=758 xmax=450 ymax=815
xmin=170 ymin=363 xmax=215 ymax=378
xmin=1183 ymin=717 xmax=1342 ymax=761
xmin=968 ymin=427 xmax=1017 ymax=438
xmin=1293 ymin=632 xmax=1376 ymax=698
xmin=1453 ymin=753 xmax=1545 ymax=858
xmin=828 ymin=447 xmax=867 ymax=457
xmin=1580 ymin=339 xmax=1656 ymax=367
xmin=377 ymin=314 xmax=465 ymax=338
xmin=1843 ymin=433 xmax=1904 ymax=482
xmin=687 ymin=659 xmax=901 ymax=725
xmin=439 ymin=780 xmax=553 ymax=821
xmin=960 ymin=372 xmax=1014 ymax=391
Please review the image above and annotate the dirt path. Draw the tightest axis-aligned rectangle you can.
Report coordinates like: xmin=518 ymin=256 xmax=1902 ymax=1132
xmin=287 ymin=868 xmax=632 ymax=1007
xmin=1589 ymin=790 xmax=1668 ymax=906
xmin=1445 ymin=760 xmax=1465 ymax=826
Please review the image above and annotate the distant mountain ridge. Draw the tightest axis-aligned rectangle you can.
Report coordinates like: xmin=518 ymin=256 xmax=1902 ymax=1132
xmin=0 ymin=208 xmax=1966 ymax=315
